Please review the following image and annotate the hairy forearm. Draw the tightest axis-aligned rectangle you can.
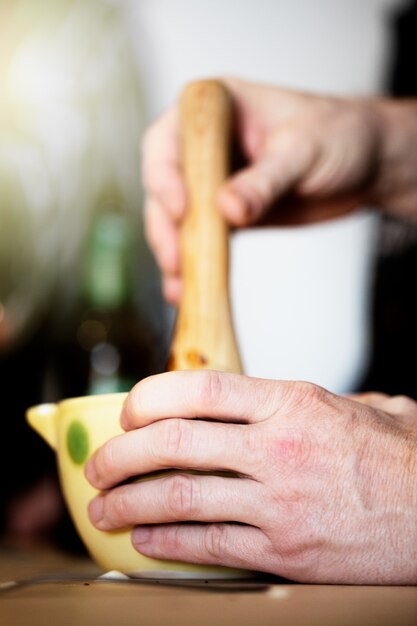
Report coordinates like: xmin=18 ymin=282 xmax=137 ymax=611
xmin=370 ymin=99 xmax=417 ymax=218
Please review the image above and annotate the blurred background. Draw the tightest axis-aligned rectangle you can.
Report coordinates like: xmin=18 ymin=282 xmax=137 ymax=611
xmin=1 ymin=0 xmax=417 ymax=551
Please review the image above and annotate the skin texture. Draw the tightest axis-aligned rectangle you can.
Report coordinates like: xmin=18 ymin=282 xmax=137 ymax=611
xmin=141 ymin=78 xmax=417 ymax=304
xmin=85 ymin=371 xmax=417 ymax=584
xmin=85 ymin=78 xmax=417 ymax=583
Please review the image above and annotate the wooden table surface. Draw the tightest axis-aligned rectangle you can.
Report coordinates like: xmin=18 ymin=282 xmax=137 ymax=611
xmin=1 ymin=545 xmax=416 ymax=626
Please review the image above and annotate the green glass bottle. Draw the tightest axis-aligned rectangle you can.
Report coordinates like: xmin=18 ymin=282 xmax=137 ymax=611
xmin=48 ymin=195 xmax=158 ymax=400
xmin=77 ymin=203 xmax=153 ymax=396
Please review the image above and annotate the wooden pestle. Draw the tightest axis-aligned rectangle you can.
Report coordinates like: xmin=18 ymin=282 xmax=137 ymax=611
xmin=168 ymin=80 xmax=242 ymax=374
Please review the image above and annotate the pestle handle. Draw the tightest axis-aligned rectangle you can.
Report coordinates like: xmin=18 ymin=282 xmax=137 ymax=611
xmin=169 ymin=80 xmax=242 ymax=373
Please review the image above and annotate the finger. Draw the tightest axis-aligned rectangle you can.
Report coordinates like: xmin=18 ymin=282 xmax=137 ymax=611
xmin=348 ymin=392 xmax=391 ymax=409
xmin=122 ymin=370 xmax=284 ymax=430
xmin=131 ymin=522 xmax=273 ymax=574
xmin=142 ymin=107 xmax=186 ymax=221
xmin=144 ymin=197 xmax=181 ymax=278
xmin=143 ymin=197 xmax=182 ymax=304
xmin=348 ymin=391 xmax=410 ymax=415
xmin=162 ymin=274 xmax=182 ymax=306
xmin=350 ymin=392 xmax=417 ymax=424
xmin=88 ymin=473 xmax=265 ymax=530
xmin=219 ymin=129 xmax=318 ymax=226
xmin=86 ymin=417 xmax=265 ymax=490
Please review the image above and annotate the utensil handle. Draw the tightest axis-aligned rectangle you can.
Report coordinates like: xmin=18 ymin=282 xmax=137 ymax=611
xmin=169 ymin=80 xmax=242 ymax=373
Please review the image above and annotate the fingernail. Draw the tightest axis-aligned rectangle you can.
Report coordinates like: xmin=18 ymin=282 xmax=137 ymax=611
xmin=88 ymin=496 xmax=104 ymax=525
xmin=132 ymin=526 xmax=151 ymax=546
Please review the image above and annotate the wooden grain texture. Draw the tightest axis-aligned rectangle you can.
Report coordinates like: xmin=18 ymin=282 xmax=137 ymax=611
xmin=169 ymin=80 xmax=242 ymax=373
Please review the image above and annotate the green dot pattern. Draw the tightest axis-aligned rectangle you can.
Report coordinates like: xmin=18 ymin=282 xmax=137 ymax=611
xmin=67 ymin=420 xmax=90 ymax=465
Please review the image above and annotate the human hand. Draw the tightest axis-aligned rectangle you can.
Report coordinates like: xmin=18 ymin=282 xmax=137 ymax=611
xmin=85 ymin=371 xmax=417 ymax=584
xmin=143 ymin=78 xmax=383 ymax=304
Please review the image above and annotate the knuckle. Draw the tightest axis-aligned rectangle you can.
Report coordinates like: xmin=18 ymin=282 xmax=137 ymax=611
xmin=162 ymin=524 xmax=184 ymax=553
xmin=159 ymin=419 xmax=193 ymax=464
xmin=390 ymin=395 xmax=417 ymax=415
xmin=194 ymin=370 xmax=224 ymax=411
xmin=285 ymin=380 xmax=329 ymax=414
xmin=105 ymin=489 xmax=131 ymax=527
xmin=95 ymin=442 xmax=116 ymax=484
xmin=163 ymin=474 xmax=197 ymax=519
xmin=203 ymin=524 xmax=229 ymax=560
xmin=272 ymin=534 xmax=321 ymax=580
xmin=267 ymin=126 xmax=300 ymax=153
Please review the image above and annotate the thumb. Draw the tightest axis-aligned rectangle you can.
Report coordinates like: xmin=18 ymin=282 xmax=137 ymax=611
xmin=218 ymin=130 xmax=318 ymax=226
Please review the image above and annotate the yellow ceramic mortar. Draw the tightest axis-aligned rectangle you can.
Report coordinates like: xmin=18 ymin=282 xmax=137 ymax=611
xmin=27 ymin=392 xmax=250 ymax=578
xmin=26 ymin=80 xmax=252 ymax=579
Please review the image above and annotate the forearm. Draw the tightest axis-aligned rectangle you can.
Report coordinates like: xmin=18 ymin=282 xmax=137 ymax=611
xmin=371 ymin=99 xmax=417 ymax=218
